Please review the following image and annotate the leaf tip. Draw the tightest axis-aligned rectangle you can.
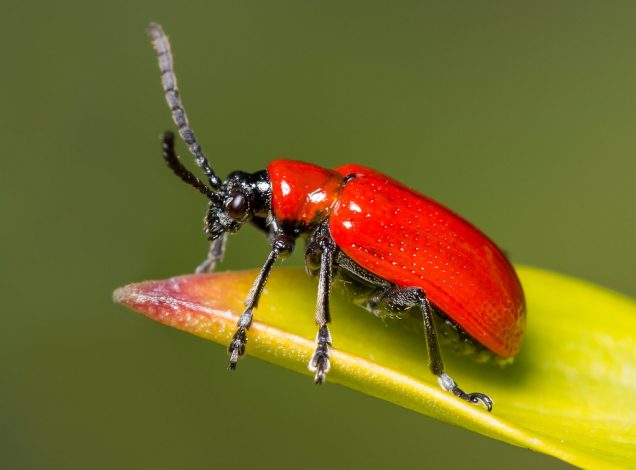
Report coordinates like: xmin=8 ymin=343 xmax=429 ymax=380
xmin=112 ymin=284 xmax=134 ymax=306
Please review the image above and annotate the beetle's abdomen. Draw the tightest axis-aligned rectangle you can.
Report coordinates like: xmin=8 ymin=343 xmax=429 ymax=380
xmin=268 ymin=160 xmax=344 ymax=231
xmin=330 ymin=164 xmax=525 ymax=358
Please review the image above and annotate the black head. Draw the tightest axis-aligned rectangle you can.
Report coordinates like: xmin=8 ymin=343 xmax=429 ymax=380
xmin=150 ymin=24 xmax=271 ymax=243
xmin=203 ymin=170 xmax=271 ymax=241
xmin=161 ymin=131 xmax=270 ymax=242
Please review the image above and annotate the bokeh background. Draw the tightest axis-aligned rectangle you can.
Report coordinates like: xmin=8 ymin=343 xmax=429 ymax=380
xmin=2 ymin=1 xmax=635 ymax=468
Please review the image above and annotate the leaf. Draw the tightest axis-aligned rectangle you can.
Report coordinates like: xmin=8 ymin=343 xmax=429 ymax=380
xmin=114 ymin=266 xmax=636 ymax=469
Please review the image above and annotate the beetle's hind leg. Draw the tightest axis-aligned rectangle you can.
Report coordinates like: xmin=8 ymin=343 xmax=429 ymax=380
xmin=419 ymin=294 xmax=493 ymax=411
xmin=306 ymin=224 xmax=336 ymax=384
xmin=377 ymin=287 xmax=493 ymax=412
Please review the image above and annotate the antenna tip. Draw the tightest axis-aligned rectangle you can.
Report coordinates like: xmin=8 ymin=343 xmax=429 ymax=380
xmin=147 ymin=22 xmax=164 ymax=38
xmin=162 ymin=130 xmax=175 ymax=143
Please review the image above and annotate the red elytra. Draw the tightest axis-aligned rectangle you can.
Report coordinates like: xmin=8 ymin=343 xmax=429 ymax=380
xmin=269 ymin=160 xmax=525 ymax=358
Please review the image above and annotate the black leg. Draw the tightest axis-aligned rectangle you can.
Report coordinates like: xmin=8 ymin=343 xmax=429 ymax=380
xmin=369 ymin=285 xmax=493 ymax=411
xmin=227 ymin=234 xmax=295 ymax=369
xmin=420 ymin=296 xmax=493 ymax=411
xmin=306 ymin=224 xmax=336 ymax=384
xmin=308 ymin=247 xmax=335 ymax=383
xmin=227 ymin=249 xmax=279 ymax=369
xmin=195 ymin=233 xmax=228 ymax=273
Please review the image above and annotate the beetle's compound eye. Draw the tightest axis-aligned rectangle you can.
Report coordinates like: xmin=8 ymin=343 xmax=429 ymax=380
xmin=226 ymin=191 xmax=249 ymax=221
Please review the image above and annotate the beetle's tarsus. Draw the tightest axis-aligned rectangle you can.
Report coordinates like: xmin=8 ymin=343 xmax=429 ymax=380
xmin=313 ymin=366 xmax=327 ymax=385
xmin=466 ymin=393 xmax=493 ymax=412
xmin=227 ymin=309 xmax=253 ymax=369
xmin=308 ymin=325 xmax=332 ymax=384
xmin=438 ymin=373 xmax=493 ymax=412
xmin=227 ymin=326 xmax=247 ymax=369
xmin=227 ymin=346 xmax=240 ymax=370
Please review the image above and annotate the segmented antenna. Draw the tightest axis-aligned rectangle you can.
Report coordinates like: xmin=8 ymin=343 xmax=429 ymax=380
xmin=148 ymin=23 xmax=222 ymax=190
xmin=162 ymin=131 xmax=217 ymax=200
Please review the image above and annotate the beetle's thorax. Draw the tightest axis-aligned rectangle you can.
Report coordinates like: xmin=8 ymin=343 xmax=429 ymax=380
xmin=267 ymin=160 xmax=344 ymax=236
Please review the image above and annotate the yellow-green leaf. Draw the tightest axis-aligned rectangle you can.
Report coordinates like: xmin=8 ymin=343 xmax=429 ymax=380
xmin=114 ymin=266 xmax=636 ymax=469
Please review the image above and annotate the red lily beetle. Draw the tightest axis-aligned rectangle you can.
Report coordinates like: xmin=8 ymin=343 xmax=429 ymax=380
xmin=148 ymin=24 xmax=525 ymax=412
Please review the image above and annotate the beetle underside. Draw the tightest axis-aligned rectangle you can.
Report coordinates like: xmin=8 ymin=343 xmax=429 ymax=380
xmin=334 ymin=268 xmax=507 ymax=366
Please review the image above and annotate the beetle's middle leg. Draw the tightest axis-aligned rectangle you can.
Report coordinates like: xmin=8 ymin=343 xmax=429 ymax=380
xmin=377 ymin=286 xmax=493 ymax=411
xmin=305 ymin=223 xmax=336 ymax=384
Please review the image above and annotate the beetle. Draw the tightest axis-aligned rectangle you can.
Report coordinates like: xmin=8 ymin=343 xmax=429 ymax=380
xmin=148 ymin=23 xmax=525 ymax=412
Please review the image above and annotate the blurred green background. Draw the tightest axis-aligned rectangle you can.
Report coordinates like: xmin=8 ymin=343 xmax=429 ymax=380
xmin=2 ymin=1 xmax=635 ymax=468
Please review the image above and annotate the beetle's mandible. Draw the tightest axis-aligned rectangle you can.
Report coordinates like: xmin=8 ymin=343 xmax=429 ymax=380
xmin=148 ymin=23 xmax=526 ymax=412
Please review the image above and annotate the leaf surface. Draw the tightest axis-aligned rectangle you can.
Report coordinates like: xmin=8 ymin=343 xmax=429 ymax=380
xmin=114 ymin=266 xmax=636 ymax=469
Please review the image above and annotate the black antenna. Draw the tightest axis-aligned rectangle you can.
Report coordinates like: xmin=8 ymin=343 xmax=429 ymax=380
xmin=162 ymin=131 xmax=217 ymax=200
xmin=148 ymin=23 xmax=222 ymax=190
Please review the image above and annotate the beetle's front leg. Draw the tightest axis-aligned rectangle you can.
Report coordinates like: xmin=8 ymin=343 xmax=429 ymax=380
xmin=196 ymin=233 xmax=228 ymax=273
xmin=228 ymin=234 xmax=294 ymax=369
xmin=306 ymin=227 xmax=336 ymax=384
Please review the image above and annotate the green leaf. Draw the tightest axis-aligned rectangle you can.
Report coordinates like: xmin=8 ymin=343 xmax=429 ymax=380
xmin=114 ymin=266 xmax=636 ymax=469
